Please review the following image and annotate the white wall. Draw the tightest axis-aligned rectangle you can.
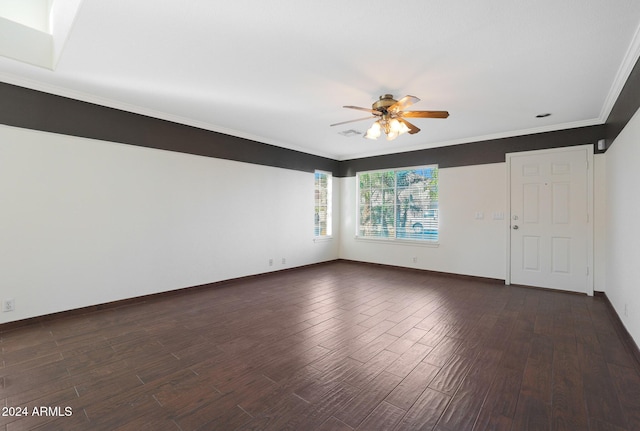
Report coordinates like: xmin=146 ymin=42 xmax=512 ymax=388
xmin=605 ymin=107 xmax=640 ymax=345
xmin=339 ymin=163 xmax=507 ymax=279
xmin=0 ymin=125 xmax=339 ymax=324
xmin=593 ymin=153 xmax=607 ymax=293
xmin=0 ymin=121 xmax=616 ymax=327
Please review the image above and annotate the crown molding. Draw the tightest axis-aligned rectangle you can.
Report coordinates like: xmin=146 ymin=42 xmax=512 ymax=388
xmin=600 ymin=22 xmax=640 ymax=122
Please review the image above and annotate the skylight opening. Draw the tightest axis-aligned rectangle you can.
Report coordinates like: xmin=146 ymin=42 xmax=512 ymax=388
xmin=0 ymin=0 xmax=83 ymax=70
xmin=0 ymin=0 xmax=52 ymax=33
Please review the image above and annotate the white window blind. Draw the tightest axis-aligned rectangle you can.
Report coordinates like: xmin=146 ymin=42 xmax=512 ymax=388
xmin=357 ymin=166 xmax=438 ymax=241
xmin=314 ymin=171 xmax=332 ymax=237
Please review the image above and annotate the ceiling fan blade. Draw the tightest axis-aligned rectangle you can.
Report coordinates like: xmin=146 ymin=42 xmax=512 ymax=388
xmin=398 ymin=118 xmax=420 ymax=134
xmin=330 ymin=116 xmax=376 ymax=127
xmin=401 ymin=110 xmax=450 ymax=119
xmin=388 ymin=95 xmax=420 ymax=113
xmin=344 ymin=106 xmax=382 ymax=115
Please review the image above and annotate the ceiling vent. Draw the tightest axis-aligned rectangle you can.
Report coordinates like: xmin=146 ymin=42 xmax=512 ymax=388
xmin=338 ymin=129 xmax=362 ymax=137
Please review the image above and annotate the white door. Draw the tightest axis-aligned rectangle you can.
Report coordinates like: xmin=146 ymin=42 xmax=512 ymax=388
xmin=507 ymin=145 xmax=593 ymax=295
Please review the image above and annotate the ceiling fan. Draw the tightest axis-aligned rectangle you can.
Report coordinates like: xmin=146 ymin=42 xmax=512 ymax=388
xmin=331 ymin=94 xmax=449 ymax=141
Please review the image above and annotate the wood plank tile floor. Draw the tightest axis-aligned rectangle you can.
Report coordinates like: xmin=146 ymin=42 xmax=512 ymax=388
xmin=2 ymin=261 xmax=639 ymax=430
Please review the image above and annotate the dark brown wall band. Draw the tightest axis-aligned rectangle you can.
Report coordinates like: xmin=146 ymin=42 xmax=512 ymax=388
xmin=605 ymin=56 xmax=640 ymax=148
xmin=0 ymin=82 xmax=340 ymax=176
xmin=337 ymin=125 xmax=605 ymax=177
xmin=3 ymin=57 xmax=640 ymax=178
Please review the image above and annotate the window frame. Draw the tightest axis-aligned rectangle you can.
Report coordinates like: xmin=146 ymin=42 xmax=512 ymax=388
xmin=356 ymin=164 xmax=439 ymax=245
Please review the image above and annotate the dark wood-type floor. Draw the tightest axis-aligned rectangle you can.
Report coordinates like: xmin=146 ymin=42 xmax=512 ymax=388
xmin=1 ymin=261 xmax=639 ymax=430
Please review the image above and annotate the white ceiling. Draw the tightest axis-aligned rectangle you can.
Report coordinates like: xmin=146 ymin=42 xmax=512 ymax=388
xmin=2 ymin=0 xmax=640 ymax=160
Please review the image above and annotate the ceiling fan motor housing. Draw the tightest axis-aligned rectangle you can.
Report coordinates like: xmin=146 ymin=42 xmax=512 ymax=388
xmin=372 ymin=94 xmax=398 ymax=113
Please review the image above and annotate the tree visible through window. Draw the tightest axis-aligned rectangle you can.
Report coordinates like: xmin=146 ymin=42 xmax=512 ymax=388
xmin=358 ymin=166 xmax=438 ymax=241
xmin=314 ymin=171 xmax=332 ymax=237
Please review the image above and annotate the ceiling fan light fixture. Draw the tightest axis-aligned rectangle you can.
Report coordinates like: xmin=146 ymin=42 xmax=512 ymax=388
xmin=379 ymin=117 xmax=409 ymax=141
xmin=365 ymin=121 xmax=382 ymax=140
xmin=395 ymin=119 xmax=411 ymax=135
xmin=385 ymin=119 xmax=399 ymax=140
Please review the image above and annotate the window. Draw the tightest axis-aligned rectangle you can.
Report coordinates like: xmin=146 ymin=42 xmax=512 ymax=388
xmin=358 ymin=165 xmax=438 ymax=241
xmin=314 ymin=170 xmax=332 ymax=237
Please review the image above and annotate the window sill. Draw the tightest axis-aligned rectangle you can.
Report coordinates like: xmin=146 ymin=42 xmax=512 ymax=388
xmin=354 ymin=236 xmax=440 ymax=247
xmin=313 ymin=236 xmax=333 ymax=243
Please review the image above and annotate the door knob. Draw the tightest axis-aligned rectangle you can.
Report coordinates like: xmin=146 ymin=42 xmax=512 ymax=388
xmin=513 ymin=225 xmax=519 ymax=230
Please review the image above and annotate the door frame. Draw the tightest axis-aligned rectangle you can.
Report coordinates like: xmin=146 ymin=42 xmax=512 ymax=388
xmin=505 ymin=144 xmax=594 ymax=295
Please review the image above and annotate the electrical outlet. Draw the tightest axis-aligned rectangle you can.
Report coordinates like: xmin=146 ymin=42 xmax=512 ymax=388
xmin=269 ymin=258 xmax=273 ymax=266
xmin=282 ymin=258 xmax=286 ymax=265
xmin=3 ymin=298 xmax=15 ymax=312
xmin=412 ymin=256 xmax=417 ymax=263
